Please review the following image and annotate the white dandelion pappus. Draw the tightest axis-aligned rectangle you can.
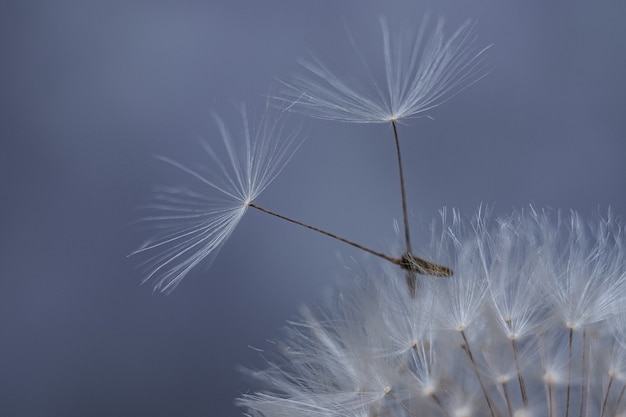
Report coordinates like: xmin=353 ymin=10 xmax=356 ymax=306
xmin=131 ymin=105 xmax=302 ymax=293
xmin=279 ymin=16 xmax=491 ymax=124
xmin=238 ymin=208 xmax=626 ymax=417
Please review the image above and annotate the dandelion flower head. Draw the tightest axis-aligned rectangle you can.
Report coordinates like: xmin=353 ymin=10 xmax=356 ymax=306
xmin=239 ymin=208 xmax=626 ymax=417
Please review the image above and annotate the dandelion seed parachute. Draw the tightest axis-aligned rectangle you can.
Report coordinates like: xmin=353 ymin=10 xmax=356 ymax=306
xmin=130 ymin=104 xmax=302 ymax=293
xmin=275 ymin=16 xmax=490 ymax=297
xmin=278 ymin=16 xmax=491 ymax=124
xmin=238 ymin=208 xmax=626 ymax=417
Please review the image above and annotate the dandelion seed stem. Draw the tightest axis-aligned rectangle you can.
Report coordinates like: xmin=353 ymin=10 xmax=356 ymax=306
xmin=387 ymin=390 xmax=416 ymax=417
xmin=248 ymin=202 xmax=398 ymax=264
xmin=501 ymin=381 xmax=514 ymax=417
xmin=430 ymin=392 xmax=451 ymax=417
xmin=460 ymin=330 xmax=497 ymax=417
xmin=615 ymin=381 xmax=626 ymax=412
xmin=600 ymin=375 xmax=613 ymax=417
xmin=566 ymin=327 xmax=573 ymax=417
xmin=511 ymin=337 xmax=529 ymax=408
xmin=579 ymin=330 xmax=587 ymax=417
xmin=248 ymin=202 xmax=452 ymax=280
xmin=547 ymin=381 xmax=555 ymax=417
xmin=391 ymin=120 xmax=413 ymax=255
xmin=392 ymin=120 xmax=418 ymax=297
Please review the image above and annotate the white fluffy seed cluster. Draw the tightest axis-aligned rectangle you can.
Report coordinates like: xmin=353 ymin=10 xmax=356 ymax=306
xmin=238 ymin=208 xmax=626 ymax=417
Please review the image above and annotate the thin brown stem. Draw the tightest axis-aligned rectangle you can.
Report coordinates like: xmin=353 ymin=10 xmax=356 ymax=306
xmin=430 ymin=392 xmax=451 ymax=417
xmin=566 ymin=327 xmax=573 ymax=417
xmin=389 ymin=121 xmax=453 ymax=297
xmin=547 ymin=382 xmax=555 ymax=417
xmin=391 ymin=120 xmax=412 ymax=254
xmin=387 ymin=389 xmax=416 ymax=417
xmin=460 ymin=330 xmax=497 ymax=417
xmin=579 ymin=330 xmax=586 ymax=417
xmin=600 ymin=376 xmax=613 ymax=417
xmin=511 ymin=337 xmax=529 ymax=408
xmin=249 ymin=203 xmax=397 ymax=264
xmin=615 ymin=381 xmax=626 ymax=413
xmin=248 ymin=202 xmax=453 ymax=280
xmin=501 ymin=381 xmax=514 ymax=417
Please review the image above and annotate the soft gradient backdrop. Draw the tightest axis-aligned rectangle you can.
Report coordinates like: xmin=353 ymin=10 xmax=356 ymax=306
xmin=1 ymin=1 xmax=625 ymax=416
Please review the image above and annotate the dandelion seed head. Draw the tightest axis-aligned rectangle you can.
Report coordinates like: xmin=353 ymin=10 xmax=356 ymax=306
xmin=131 ymin=103 xmax=302 ymax=293
xmin=278 ymin=16 xmax=491 ymax=124
xmin=239 ymin=208 xmax=626 ymax=417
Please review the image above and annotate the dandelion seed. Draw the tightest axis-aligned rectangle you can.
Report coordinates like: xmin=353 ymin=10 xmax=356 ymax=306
xmin=130 ymin=104 xmax=302 ymax=293
xmin=278 ymin=17 xmax=489 ymax=293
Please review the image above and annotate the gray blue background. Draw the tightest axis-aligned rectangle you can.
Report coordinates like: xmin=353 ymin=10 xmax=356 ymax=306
xmin=1 ymin=1 xmax=625 ymax=416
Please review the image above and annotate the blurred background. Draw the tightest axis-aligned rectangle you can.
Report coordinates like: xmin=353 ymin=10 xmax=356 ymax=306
xmin=1 ymin=0 xmax=625 ymax=415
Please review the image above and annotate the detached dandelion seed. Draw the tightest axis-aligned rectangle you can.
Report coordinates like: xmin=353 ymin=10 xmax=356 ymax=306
xmin=279 ymin=16 xmax=488 ymax=293
xmin=130 ymin=104 xmax=302 ymax=293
